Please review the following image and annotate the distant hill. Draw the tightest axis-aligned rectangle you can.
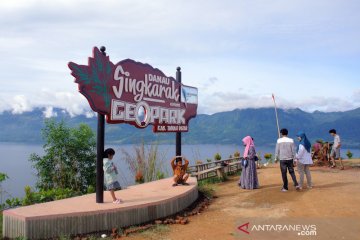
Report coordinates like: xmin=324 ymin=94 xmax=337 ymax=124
xmin=1 ymin=107 xmax=360 ymax=148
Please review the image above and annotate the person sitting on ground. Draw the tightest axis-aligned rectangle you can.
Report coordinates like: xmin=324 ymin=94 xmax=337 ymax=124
xmin=171 ymin=156 xmax=190 ymax=186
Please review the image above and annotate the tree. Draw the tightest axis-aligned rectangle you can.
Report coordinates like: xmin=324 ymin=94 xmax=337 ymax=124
xmin=0 ymin=172 xmax=9 ymax=208
xmin=29 ymin=119 xmax=96 ymax=193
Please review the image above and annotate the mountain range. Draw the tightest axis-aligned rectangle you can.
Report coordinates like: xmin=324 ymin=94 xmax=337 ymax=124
xmin=1 ymin=107 xmax=360 ymax=148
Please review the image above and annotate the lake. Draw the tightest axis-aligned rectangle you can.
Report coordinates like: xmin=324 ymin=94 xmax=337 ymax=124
xmin=1 ymin=142 xmax=359 ymax=200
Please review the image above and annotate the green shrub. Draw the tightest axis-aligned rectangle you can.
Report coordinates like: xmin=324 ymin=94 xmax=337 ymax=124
xmin=234 ymin=151 xmax=241 ymax=158
xmin=346 ymin=150 xmax=353 ymax=159
xmin=264 ymin=153 xmax=273 ymax=163
xmin=214 ymin=153 xmax=222 ymax=161
xmin=0 ymin=172 xmax=9 ymax=210
xmin=198 ymin=184 xmax=215 ymax=199
xmin=87 ymin=185 xmax=95 ymax=194
xmin=21 ymin=186 xmax=80 ymax=206
xmin=3 ymin=187 xmax=80 ymax=209
xmin=198 ymin=177 xmax=223 ymax=186
xmin=197 ymin=176 xmax=228 ymax=198
xmin=156 ymin=171 xmax=166 ymax=180
xmin=5 ymin=198 xmax=21 ymax=208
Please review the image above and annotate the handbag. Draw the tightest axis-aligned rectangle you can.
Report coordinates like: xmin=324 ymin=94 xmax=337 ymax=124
xmin=241 ymin=159 xmax=248 ymax=168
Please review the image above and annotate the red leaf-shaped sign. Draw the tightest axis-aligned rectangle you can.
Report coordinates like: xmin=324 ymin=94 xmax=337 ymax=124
xmin=68 ymin=47 xmax=198 ymax=132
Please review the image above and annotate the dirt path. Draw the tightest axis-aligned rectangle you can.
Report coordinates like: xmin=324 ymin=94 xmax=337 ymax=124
xmin=127 ymin=161 xmax=360 ymax=240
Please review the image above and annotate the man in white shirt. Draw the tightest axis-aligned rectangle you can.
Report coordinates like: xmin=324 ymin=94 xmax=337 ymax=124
xmin=275 ymin=128 xmax=300 ymax=192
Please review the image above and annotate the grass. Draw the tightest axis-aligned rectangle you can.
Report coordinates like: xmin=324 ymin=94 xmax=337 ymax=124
xmin=59 ymin=234 xmax=71 ymax=240
xmin=197 ymin=170 xmax=242 ymax=198
xmin=87 ymin=235 xmax=99 ymax=240
xmin=198 ymin=183 xmax=216 ymax=199
xmin=139 ymin=224 xmax=170 ymax=240
xmin=198 ymin=176 xmax=224 ymax=186
xmin=197 ymin=177 xmax=224 ymax=198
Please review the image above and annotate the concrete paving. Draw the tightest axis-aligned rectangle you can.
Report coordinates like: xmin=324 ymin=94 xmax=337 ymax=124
xmin=3 ymin=177 xmax=198 ymax=239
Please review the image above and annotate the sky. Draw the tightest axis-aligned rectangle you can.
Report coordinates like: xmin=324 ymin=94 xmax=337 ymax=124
xmin=0 ymin=0 xmax=360 ymax=117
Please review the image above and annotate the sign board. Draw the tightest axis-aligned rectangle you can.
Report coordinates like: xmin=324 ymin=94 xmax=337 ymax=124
xmin=68 ymin=47 xmax=198 ymax=132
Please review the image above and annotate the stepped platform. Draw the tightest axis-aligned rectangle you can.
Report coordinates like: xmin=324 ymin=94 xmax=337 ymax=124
xmin=2 ymin=177 xmax=198 ymax=239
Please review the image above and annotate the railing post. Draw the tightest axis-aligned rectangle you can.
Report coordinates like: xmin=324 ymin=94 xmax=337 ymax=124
xmin=216 ymin=167 xmax=224 ymax=180
xmin=196 ymin=165 xmax=200 ymax=180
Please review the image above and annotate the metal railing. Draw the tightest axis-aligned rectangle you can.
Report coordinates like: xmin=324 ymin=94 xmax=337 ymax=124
xmin=187 ymin=157 xmax=243 ymax=180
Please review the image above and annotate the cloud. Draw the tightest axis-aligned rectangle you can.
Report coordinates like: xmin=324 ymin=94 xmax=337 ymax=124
xmin=37 ymin=89 xmax=93 ymax=117
xmin=199 ymin=91 xmax=274 ymax=114
xmin=1 ymin=87 xmax=357 ymax=117
xmin=11 ymin=95 xmax=32 ymax=114
xmin=295 ymin=97 xmax=355 ymax=112
xmin=1 ymin=0 xmax=360 ymax=116
xmin=199 ymin=77 xmax=219 ymax=91
xmin=0 ymin=89 xmax=93 ymax=117
xmin=199 ymin=90 xmax=357 ymax=114
xmin=43 ymin=106 xmax=58 ymax=118
xmin=352 ymin=89 xmax=360 ymax=102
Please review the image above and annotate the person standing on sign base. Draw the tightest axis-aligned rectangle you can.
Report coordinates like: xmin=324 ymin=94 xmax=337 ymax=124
xmin=275 ymin=128 xmax=300 ymax=192
xmin=103 ymin=148 xmax=123 ymax=204
xmin=171 ymin=156 xmax=190 ymax=186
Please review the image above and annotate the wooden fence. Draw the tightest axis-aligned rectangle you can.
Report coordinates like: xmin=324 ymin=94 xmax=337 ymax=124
xmin=187 ymin=157 xmax=243 ymax=180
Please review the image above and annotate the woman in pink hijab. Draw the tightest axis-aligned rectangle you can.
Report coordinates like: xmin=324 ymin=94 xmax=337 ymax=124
xmin=239 ymin=136 xmax=259 ymax=189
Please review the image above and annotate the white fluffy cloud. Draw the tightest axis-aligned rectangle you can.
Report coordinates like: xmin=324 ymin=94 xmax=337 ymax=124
xmin=198 ymin=90 xmax=357 ymax=114
xmin=0 ymin=89 xmax=93 ymax=116
xmin=352 ymin=89 xmax=360 ymax=102
xmin=11 ymin=95 xmax=32 ymax=114
xmin=1 ymin=0 xmax=360 ymax=116
xmin=43 ymin=106 xmax=58 ymax=118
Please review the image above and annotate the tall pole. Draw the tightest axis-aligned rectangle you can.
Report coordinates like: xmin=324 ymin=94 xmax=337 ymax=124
xmin=176 ymin=67 xmax=182 ymax=157
xmin=272 ymin=93 xmax=281 ymax=139
xmin=96 ymin=46 xmax=106 ymax=203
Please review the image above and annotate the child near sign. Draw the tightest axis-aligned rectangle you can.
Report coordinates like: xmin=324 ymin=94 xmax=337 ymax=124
xmin=171 ymin=156 xmax=190 ymax=186
xmin=103 ymin=148 xmax=123 ymax=204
